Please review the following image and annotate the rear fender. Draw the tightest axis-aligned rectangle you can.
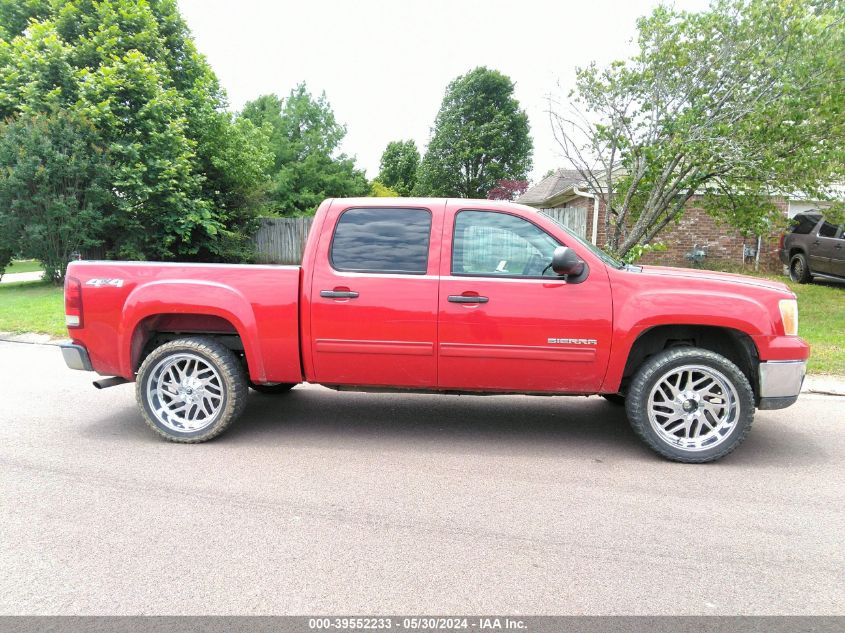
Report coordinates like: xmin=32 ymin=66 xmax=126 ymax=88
xmin=119 ymin=280 xmax=266 ymax=382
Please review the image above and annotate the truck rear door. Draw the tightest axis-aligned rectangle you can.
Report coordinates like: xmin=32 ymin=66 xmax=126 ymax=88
xmin=308 ymin=202 xmax=444 ymax=388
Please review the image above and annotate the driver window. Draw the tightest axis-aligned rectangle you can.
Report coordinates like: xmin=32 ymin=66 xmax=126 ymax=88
xmin=452 ymin=210 xmax=560 ymax=277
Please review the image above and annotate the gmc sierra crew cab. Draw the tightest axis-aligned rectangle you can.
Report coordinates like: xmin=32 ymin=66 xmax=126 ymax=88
xmin=61 ymin=198 xmax=809 ymax=462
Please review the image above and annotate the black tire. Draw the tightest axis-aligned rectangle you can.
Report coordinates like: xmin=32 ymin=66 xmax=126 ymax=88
xmin=601 ymin=393 xmax=626 ymax=406
xmin=248 ymin=381 xmax=295 ymax=394
xmin=789 ymin=253 xmax=812 ymax=283
xmin=135 ymin=336 xmax=247 ymax=443
xmin=625 ymin=347 xmax=755 ymax=463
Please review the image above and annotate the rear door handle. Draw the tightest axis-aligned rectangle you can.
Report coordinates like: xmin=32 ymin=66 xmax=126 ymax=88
xmin=320 ymin=290 xmax=359 ymax=299
xmin=448 ymin=295 xmax=489 ymax=304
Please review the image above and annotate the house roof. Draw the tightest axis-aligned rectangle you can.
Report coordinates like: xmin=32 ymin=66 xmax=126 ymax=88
xmin=516 ymin=169 xmax=585 ymax=206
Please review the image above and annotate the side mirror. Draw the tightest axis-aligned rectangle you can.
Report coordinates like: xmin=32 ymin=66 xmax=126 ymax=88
xmin=551 ymin=246 xmax=585 ymax=277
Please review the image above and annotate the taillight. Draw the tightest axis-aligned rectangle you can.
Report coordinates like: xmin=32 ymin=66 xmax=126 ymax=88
xmin=778 ymin=233 xmax=786 ymax=251
xmin=65 ymin=276 xmax=83 ymax=328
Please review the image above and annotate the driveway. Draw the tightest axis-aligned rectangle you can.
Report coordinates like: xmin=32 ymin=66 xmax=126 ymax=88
xmin=0 ymin=340 xmax=842 ymax=615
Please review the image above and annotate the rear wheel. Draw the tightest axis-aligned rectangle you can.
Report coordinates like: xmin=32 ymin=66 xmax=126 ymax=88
xmin=135 ymin=337 xmax=247 ymax=443
xmin=248 ymin=381 xmax=295 ymax=394
xmin=626 ymin=348 xmax=754 ymax=463
xmin=789 ymin=253 xmax=812 ymax=283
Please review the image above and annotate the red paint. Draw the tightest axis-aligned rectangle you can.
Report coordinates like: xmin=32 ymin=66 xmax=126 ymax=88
xmin=65 ymin=197 xmax=809 ymax=397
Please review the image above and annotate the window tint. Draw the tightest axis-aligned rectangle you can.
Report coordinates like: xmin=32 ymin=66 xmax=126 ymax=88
xmin=790 ymin=213 xmax=821 ymax=235
xmin=331 ymin=207 xmax=431 ymax=274
xmin=452 ymin=211 xmax=560 ymax=277
xmin=819 ymin=221 xmax=839 ymax=238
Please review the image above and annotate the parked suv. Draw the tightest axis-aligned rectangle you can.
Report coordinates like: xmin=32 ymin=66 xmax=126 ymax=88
xmin=781 ymin=212 xmax=845 ymax=283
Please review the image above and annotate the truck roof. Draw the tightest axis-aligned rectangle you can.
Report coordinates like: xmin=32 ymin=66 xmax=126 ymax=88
xmin=325 ymin=197 xmax=539 ymax=215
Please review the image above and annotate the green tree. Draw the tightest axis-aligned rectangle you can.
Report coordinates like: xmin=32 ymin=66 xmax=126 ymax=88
xmin=369 ymin=180 xmax=400 ymax=197
xmin=0 ymin=0 xmax=271 ymax=261
xmin=415 ymin=67 xmax=532 ymax=198
xmin=0 ymin=195 xmax=21 ymax=278
xmin=377 ymin=140 xmax=419 ymax=196
xmin=551 ymin=0 xmax=845 ymax=257
xmin=0 ymin=0 xmax=51 ymax=40
xmin=0 ymin=111 xmax=111 ymax=283
xmin=241 ymin=85 xmax=368 ymax=216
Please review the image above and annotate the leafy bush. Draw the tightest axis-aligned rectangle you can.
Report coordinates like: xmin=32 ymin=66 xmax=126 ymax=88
xmin=0 ymin=111 xmax=110 ymax=283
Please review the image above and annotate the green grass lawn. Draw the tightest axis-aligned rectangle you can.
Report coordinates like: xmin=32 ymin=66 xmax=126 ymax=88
xmin=0 ymin=273 xmax=842 ymax=374
xmin=784 ymin=278 xmax=845 ymax=375
xmin=4 ymin=259 xmax=45 ymax=275
xmin=0 ymin=281 xmax=65 ymax=337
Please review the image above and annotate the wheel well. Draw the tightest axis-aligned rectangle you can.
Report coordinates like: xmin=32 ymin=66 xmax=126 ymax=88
xmin=620 ymin=325 xmax=759 ymax=397
xmin=789 ymin=247 xmax=804 ymax=260
xmin=131 ymin=314 xmax=247 ymax=373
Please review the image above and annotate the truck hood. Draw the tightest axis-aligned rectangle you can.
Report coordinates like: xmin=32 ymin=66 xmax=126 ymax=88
xmin=637 ymin=265 xmax=794 ymax=295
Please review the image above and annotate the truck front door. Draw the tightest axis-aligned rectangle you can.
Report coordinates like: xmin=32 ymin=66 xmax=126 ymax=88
xmin=308 ymin=203 xmax=443 ymax=388
xmin=436 ymin=207 xmax=613 ymax=393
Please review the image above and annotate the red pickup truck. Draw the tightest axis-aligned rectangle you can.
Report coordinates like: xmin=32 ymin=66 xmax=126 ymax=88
xmin=61 ymin=198 xmax=808 ymax=462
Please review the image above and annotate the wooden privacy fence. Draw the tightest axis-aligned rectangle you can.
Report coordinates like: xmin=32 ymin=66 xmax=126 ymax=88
xmin=251 ymin=207 xmax=589 ymax=265
xmin=253 ymin=217 xmax=313 ymax=264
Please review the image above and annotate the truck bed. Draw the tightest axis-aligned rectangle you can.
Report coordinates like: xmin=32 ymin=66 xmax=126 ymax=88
xmin=65 ymin=261 xmax=303 ymax=383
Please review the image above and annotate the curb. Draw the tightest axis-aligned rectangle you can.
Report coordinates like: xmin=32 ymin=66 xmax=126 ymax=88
xmin=802 ymin=376 xmax=845 ymax=397
xmin=0 ymin=332 xmax=69 ymax=345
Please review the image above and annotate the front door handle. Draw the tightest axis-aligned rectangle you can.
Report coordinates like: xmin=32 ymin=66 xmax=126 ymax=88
xmin=320 ymin=290 xmax=359 ymax=299
xmin=835 ymin=243 xmax=842 ymax=249
xmin=448 ymin=295 xmax=489 ymax=304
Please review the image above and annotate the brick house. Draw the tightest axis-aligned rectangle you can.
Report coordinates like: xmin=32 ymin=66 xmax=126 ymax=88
xmin=517 ymin=169 xmax=831 ymax=270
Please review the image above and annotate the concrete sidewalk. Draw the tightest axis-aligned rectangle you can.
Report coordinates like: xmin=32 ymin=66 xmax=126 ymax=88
xmin=0 ymin=270 xmax=44 ymax=284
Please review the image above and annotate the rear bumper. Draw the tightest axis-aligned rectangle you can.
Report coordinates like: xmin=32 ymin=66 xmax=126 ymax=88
xmin=758 ymin=360 xmax=806 ymax=410
xmin=60 ymin=343 xmax=93 ymax=372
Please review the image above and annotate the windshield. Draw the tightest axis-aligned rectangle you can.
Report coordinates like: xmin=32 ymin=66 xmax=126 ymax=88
xmin=544 ymin=214 xmax=625 ymax=269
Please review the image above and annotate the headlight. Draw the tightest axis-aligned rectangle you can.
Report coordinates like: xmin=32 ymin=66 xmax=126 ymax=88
xmin=779 ymin=299 xmax=798 ymax=336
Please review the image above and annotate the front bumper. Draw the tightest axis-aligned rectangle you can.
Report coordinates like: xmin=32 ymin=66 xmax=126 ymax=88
xmin=758 ymin=360 xmax=806 ymax=410
xmin=60 ymin=343 xmax=93 ymax=372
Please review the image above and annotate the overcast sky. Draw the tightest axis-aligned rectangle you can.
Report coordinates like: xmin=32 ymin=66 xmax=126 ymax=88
xmin=178 ymin=0 xmax=710 ymax=183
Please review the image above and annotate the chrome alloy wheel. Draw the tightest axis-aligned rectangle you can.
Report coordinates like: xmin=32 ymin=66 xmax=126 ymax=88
xmin=647 ymin=364 xmax=740 ymax=452
xmin=146 ymin=352 xmax=225 ymax=433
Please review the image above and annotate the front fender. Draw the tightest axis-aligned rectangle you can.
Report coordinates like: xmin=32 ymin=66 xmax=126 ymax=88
xmin=602 ymin=288 xmax=773 ymax=392
xmin=118 ymin=279 xmax=266 ymax=381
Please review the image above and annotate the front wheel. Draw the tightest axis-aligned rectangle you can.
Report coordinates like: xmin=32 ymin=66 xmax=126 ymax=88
xmin=625 ymin=348 xmax=755 ymax=463
xmin=135 ymin=336 xmax=247 ymax=443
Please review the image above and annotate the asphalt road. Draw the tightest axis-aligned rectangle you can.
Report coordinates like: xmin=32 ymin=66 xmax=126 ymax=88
xmin=0 ymin=340 xmax=843 ymax=615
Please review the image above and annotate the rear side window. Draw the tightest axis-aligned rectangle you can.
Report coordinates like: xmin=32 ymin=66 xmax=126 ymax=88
xmin=330 ymin=207 xmax=432 ymax=274
xmin=790 ymin=214 xmax=820 ymax=235
xmin=819 ymin=221 xmax=839 ymax=238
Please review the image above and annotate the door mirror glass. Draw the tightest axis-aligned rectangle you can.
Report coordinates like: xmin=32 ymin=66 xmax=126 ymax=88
xmin=551 ymin=246 xmax=585 ymax=277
